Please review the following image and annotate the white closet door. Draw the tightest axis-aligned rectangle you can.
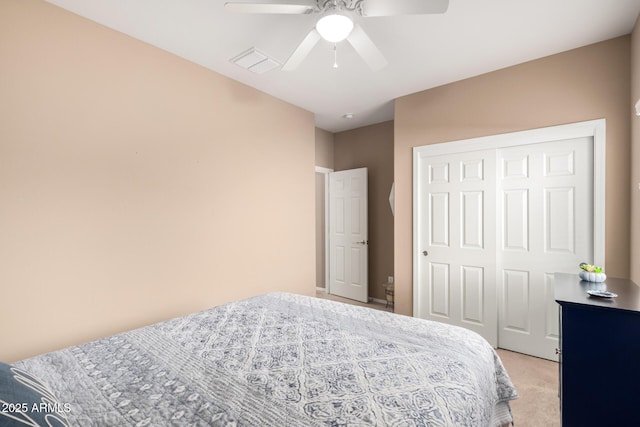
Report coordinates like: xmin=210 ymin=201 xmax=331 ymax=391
xmin=415 ymin=150 xmax=498 ymax=347
xmin=414 ymin=121 xmax=604 ymax=361
xmin=497 ymin=137 xmax=593 ymax=360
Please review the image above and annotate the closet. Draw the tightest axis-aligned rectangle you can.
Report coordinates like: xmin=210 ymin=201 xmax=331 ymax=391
xmin=412 ymin=120 xmax=605 ymax=360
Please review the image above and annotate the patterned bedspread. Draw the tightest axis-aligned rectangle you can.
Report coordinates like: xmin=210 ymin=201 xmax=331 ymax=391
xmin=16 ymin=292 xmax=518 ymax=426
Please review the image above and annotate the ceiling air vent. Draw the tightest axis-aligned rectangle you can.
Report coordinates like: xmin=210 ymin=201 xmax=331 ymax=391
xmin=231 ymin=48 xmax=280 ymax=74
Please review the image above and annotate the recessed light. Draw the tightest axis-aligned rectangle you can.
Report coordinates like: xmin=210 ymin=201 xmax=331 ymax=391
xmin=343 ymin=113 xmax=355 ymax=119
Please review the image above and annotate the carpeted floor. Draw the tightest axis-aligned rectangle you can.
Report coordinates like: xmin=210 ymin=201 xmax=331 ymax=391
xmin=496 ymin=349 xmax=560 ymax=426
xmin=316 ymin=290 xmax=561 ymax=426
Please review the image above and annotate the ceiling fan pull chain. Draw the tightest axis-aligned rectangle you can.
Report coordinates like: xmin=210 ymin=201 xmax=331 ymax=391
xmin=333 ymin=43 xmax=339 ymax=68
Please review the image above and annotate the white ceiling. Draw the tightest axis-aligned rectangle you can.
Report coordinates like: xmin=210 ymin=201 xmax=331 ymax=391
xmin=44 ymin=0 xmax=640 ymax=132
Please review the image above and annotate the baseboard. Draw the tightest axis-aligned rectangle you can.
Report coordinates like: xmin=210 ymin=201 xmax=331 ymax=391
xmin=317 ymin=288 xmax=387 ymax=306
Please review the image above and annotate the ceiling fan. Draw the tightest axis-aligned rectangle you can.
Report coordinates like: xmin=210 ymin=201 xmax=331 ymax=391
xmin=224 ymin=0 xmax=449 ymax=71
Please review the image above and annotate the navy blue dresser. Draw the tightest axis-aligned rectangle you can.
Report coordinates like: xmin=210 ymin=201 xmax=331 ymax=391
xmin=555 ymin=273 xmax=640 ymax=426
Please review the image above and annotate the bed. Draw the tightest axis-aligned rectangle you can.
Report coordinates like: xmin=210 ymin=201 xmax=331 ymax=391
xmin=3 ymin=292 xmax=517 ymax=426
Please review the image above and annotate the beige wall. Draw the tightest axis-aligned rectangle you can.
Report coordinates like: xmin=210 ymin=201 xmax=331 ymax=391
xmin=394 ymin=36 xmax=632 ymax=316
xmin=0 ymin=0 xmax=316 ymax=362
xmin=315 ymin=127 xmax=335 ymax=170
xmin=631 ymin=16 xmax=640 ymax=284
xmin=334 ymin=121 xmax=395 ymax=301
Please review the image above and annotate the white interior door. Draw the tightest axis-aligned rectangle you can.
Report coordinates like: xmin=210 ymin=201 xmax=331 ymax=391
xmin=414 ymin=120 xmax=605 ymax=361
xmin=497 ymin=137 xmax=593 ymax=360
xmin=329 ymin=168 xmax=368 ymax=303
xmin=414 ymin=150 xmax=498 ymax=346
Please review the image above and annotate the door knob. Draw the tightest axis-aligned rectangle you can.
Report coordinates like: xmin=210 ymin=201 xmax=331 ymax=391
xmin=422 ymin=250 xmax=428 ymax=256
xmin=356 ymin=240 xmax=368 ymax=245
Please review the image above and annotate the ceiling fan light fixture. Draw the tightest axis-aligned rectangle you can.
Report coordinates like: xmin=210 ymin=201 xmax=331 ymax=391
xmin=316 ymin=14 xmax=354 ymax=43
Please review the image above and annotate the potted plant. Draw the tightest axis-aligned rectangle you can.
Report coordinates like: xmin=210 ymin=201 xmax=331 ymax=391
xmin=579 ymin=263 xmax=606 ymax=282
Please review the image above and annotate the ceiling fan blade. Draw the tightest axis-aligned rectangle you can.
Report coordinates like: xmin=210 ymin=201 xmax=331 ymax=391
xmin=346 ymin=24 xmax=388 ymax=71
xmin=224 ymin=1 xmax=315 ymax=14
xmin=281 ymin=29 xmax=321 ymax=71
xmin=361 ymin=0 xmax=449 ymax=16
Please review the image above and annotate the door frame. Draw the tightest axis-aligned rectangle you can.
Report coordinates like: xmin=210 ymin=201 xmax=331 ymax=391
xmin=315 ymin=166 xmax=333 ymax=292
xmin=412 ymin=118 xmax=606 ymax=317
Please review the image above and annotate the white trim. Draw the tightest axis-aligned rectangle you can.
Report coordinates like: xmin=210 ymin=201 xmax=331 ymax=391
xmin=413 ymin=119 xmax=606 ymax=156
xmin=413 ymin=119 xmax=606 ymax=316
xmin=592 ymin=121 xmax=606 ymax=268
xmin=316 ymin=286 xmax=327 ymax=293
xmin=412 ymin=148 xmax=421 ymax=318
xmin=315 ymin=166 xmax=333 ymax=291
